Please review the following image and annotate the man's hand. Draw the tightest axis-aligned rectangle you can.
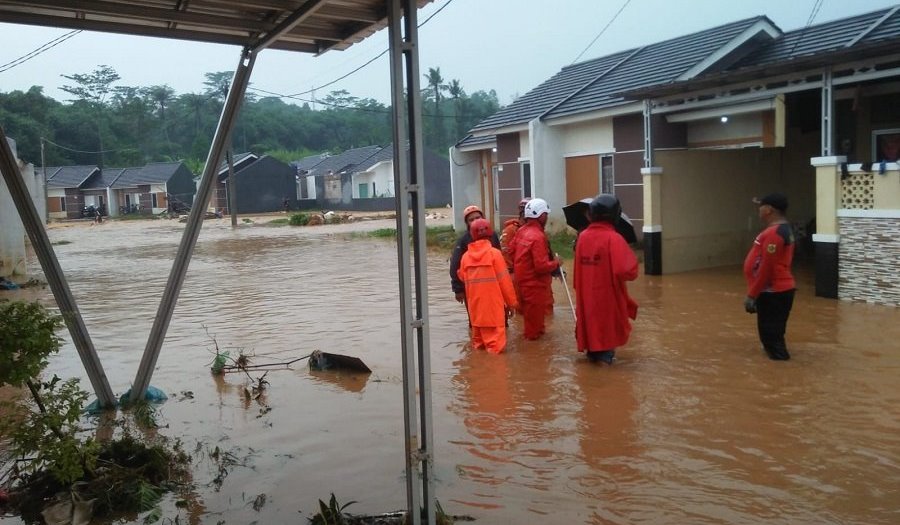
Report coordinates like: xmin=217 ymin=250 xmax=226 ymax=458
xmin=455 ymin=291 xmax=466 ymax=304
xmin=743 ymin=296 xmax=757 ymax=314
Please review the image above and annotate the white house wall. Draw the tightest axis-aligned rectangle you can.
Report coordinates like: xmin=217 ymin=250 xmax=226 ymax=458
xmin=0 ymin=141 xmax=40 ymax=276
xmin=449 ymin=147 xmax=482 ymax=231
xmin=353 ymin=161 xmax=394 ymax=198
xmin=559 ymin=119 xmax=615 ymax=155
xmin=687 ymin=113 xmax=763 ymax=147
xmin=529 ymin=119 xmax=566 ymax=230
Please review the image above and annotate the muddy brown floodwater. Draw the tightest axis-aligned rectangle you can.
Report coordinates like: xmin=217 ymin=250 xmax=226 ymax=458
xmin=2 ymin=216 xmax=899 ymax=524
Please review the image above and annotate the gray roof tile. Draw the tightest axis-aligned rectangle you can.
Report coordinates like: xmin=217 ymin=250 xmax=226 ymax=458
xmin=544 ymin=17 xmax=768 ymax=119
xmin=304 ymin=145 xmax=383 ymax=177
xmin=731 ymin=7 xmax=900 ymax=69
xmin=46 ymin=165 xmax=98 ymax=188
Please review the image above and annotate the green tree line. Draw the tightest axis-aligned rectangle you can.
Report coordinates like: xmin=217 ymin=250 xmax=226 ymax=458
xmin=0 ymin=65 xmax=499 ymax=171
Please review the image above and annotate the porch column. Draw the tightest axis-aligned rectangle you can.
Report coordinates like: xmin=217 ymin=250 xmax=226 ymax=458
xmin=810 ymin=155 xmax=845 ymax=298
xmin=642 ymin=167 xmax=663 ymax=275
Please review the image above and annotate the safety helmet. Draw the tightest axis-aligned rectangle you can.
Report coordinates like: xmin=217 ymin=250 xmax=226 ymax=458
xmin=589 ymin=193 xmax=621 ymax=223
xmin=468 ymin=218 xmax=494 ymax=241
xmin=462 ymin=204 xmax=483 ymax=222
xmin=523 ymin=198 xmax=550 ymax=219
xmin=518 ymin=197 xmax=532 ymax=209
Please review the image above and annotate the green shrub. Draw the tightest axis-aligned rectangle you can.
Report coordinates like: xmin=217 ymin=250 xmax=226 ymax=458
xmin=289 ymin=213 xmax=310 ymax=226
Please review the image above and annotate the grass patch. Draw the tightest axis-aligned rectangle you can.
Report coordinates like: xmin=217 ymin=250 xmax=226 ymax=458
xmin=289 ymin=213 xmax=310 ymax=226
xmin=114 ymin=214 xmax=157 ymax=221
xmin=357 ymin=225 xmax=458 ymax=251
xmin=262 ymin=218 xmax=289 ymax=227
xmin=548 ymin=229 xmax=577 ymax=260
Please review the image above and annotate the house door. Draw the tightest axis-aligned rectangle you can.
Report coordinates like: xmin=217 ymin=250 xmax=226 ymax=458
xmin=358 ymin=183 xmax=369 ymax=198
xmin=565 ymin=154 xmax=600 ymax=204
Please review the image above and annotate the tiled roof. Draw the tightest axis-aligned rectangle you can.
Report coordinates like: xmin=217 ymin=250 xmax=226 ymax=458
xmin=109 ymin=167 xmax=146 ymax=189
xmin=544 ymin=17 xmax=771 ymax=120
xmin=304 ymin=145 xmax=383 ymax=177
xmin=46 ymin=165 xmax=98 ymax=188
xmin=217 ymin=152 xmax=257 ymax=174
xmin=468 ymin=16 xmax=771 ymax=132
xmin=292 ymin=153 xmax=331 ymax=172
xmin=455 ymin=134 xmax=496 ymax=150
xmin=81 ymin=168 xmax=125 ymax=189
xmin=354 ymin=145 xmax=393 ymax=172
xmin=730 ymin=6 xmax=900 ymax=69
xmin=468 ymin=49 xmax=636 ymax=134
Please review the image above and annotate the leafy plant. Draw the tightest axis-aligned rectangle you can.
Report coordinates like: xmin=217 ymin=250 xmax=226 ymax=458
xmin=310 ymin=493 xmax=357 ymax=525
xmin=289 ymin=212 xmax=310 ymax=226
xmin=1 ymin=375 xmax=100 ymax=484
xmin=0 ymin=299 xmax=63 ymax=387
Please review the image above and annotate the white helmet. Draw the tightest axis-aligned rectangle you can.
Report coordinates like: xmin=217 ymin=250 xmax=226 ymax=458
xmin=523 ymin=198 xmax=550 ymax=219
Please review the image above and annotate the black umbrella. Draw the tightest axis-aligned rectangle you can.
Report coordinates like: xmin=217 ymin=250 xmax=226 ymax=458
xmin=562 ymin=198 xmax=637 ymax=243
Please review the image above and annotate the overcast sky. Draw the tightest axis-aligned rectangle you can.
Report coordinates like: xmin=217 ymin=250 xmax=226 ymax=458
xmin=1 ymin=0 xmax=898 ymax=107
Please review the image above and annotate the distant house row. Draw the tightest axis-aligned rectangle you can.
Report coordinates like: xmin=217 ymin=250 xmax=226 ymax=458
xmin=44 ymin=161 xmax=195 ymax=219
xmin=39 ymin=144 xmax=453 ymax=220
xmin=293 ymin=144 xmax=451 ymax=211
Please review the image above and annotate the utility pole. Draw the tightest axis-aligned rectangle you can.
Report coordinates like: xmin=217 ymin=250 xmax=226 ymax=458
xmin=40 ymin=137 xmax=48 ymax=224
xmin=228 ymin=149 xmax=237 ymax=227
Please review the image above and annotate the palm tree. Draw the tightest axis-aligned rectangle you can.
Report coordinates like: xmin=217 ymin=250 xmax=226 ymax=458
xmin=424 ymin=67 xmax=447 ymax=149
xmin=447 ymin=79 xmax=465 ymax=140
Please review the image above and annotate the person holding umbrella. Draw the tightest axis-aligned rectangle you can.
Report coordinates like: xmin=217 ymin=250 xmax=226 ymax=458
xmin=458 ymin=218 xmax=519 ymax=354
xmin=512 ymin=198 xmax=561 ymax=340
xmin=573 ymin=194 xmax=639 ymax=364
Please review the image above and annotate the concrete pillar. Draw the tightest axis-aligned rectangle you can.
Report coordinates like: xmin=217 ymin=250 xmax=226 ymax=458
xmin=641 ymin=166 xmax=663 ymax=275
xmin=810 ymin=156 xmax=845 ymax=298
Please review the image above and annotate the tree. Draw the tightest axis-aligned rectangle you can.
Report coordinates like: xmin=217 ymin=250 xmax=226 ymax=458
xmin=447 ymin=79 xmax=466 ymax=140
xmin=59 ymin=65 xmax=121 ymax=169
xmin=423 ymin=67 xmax=447 ymax=149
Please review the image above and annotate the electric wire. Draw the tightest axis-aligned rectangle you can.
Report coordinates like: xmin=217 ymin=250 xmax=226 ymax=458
xmin=571 ymin=0 xmax=633 ymax=64
xmin=286 ymin=0 xmax=456 ymax=97
xmin=0 ymin=30 xmax=82 ymax=74
xmin=787 ymin=0 xmax=825 ymax=57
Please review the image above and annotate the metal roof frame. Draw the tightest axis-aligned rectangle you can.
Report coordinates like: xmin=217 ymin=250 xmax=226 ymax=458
xmin=0 ymin=2 xmax=436 ymax=523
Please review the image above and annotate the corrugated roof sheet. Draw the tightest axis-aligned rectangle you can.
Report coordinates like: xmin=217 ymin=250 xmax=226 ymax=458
xmin=544 ymin=17 xmax=768 ymax=120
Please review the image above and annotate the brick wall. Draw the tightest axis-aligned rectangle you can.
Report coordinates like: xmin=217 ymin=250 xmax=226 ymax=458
xmin=838 ymin=216 xmax=900 ymax=306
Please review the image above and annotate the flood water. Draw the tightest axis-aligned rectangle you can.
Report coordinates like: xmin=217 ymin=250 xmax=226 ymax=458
xmin=3 ymin=217 xmax=900 ymax=524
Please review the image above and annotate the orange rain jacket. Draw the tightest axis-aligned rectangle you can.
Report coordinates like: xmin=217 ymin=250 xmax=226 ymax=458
xmin=499 ymin=218 xmax=522 ymax=271
xmin=458 ymin=238 xmax=519 ymax=327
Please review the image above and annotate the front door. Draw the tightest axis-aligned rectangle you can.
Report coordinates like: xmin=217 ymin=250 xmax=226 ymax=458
xmin=565 ymin=154 xmax=600 ymax=204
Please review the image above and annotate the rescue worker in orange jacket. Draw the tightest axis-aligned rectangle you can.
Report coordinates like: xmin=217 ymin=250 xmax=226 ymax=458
xmin=450 ymin=205 xmax=501 ymax=303
xmin=458 ymin=218 xmax=519 ymax=354
xmin=574 ymin=194 xmax=639 ymax=365
xmin=500 ymin=198 xmax=530 ymax=271
xmin=512 ymin=198 xmax=560 ymax=340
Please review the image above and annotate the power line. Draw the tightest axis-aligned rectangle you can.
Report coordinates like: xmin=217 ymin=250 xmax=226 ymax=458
xmin=788 ymin=0 xmax=825 ymax=57
xmin=571 ymin=0 xmax=633 ymax=64
xmin=42 ymin=137 xmax=134 ymax=155
xmin=287 ymin=0 xmax=456 ymax=98
xmin=0 ymin=30 xmax=81 ymax=74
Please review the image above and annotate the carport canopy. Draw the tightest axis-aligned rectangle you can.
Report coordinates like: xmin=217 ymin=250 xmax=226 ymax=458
xmin=0 ymin=1 xmax=438 ymax=523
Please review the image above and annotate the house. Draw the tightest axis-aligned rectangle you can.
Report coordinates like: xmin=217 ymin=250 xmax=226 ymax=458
xmin=212 ymin=153 xmax=297 ymax=214
xmin=45 ymin=165 xmax=100 ymax=219
xmin=452 ymin=6 xmax=900 ymax=306
xmin=295 ymin=144 xmax=451 ymax=211
xmin=108 ymin=161 xmax=195 ymax=216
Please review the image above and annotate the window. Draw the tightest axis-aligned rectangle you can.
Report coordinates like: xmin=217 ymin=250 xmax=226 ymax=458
xmin=151 ymin=193 xmax=158 ymax=208
xmin=521 ymin=162 xmax=532 ymax=198
xmin=60 ymin=197 xmax=66 ymax=212
xmin=601 ymin=155 xmax=614 ymax=193
xmin=873 ymin=128 xmax=900 ymax=162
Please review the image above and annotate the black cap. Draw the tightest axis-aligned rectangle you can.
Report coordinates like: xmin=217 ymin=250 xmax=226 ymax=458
xmin=753 ymin=192 xmax=788 ymax=212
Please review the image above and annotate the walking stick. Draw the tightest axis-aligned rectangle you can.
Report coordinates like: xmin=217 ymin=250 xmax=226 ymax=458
xmin=556 ymin=254 xmax=576 ymax=321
